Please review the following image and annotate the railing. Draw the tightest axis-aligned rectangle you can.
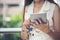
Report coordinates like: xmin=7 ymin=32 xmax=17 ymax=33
xmin=0 ymin=28 xmax=22 ymax=33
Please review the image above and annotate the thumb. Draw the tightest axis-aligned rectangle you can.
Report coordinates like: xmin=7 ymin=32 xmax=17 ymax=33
xmin=46 ymin=19 xmax=49 ymax=26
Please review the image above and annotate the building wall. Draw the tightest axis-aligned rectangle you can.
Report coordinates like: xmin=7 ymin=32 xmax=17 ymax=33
xmin=0 ymin=0 xmax=59 ymax=15
xmin=0 ymin=0 xmax=24 ymax=15
xmin=0 ymin=0 xmax=21 ymax=4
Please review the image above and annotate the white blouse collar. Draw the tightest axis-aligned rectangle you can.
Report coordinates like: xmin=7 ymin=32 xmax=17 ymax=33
xmin=27 ymin=1 xmax=50 ymax=14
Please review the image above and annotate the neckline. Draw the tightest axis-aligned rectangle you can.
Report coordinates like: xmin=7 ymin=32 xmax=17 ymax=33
xmin=32 ymin=1 xmax=47 ymax=14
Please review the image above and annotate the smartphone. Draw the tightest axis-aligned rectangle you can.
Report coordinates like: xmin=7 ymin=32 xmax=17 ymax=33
xmin=30 ymin=13 xmax=47 ymax=23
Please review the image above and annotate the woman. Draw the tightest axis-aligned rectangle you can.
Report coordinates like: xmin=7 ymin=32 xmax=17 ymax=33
xmin=21 ymin=0 xmax=60 ymax=40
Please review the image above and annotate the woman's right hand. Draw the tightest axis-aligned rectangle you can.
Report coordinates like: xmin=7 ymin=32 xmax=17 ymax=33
xmin=21 ymin=18 xmax=30 ymax=40
xmin=22 ymin=18 xmax=30 ymax=32
xmin=23 ymin=18 xmax=30 ymax=27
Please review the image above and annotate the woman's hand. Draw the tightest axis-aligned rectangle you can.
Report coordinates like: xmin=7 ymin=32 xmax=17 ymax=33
xmin=31 ymin=18 xmax=51 ymax=33
xmin=23 ymin=18 xmax=30 ymax=27
xmin=21 ymin=18 xmax=30 ymax=40
xmin=22 ymin=18 xmax=31 ymax=32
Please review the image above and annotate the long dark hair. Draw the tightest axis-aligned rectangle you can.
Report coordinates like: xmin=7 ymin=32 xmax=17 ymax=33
xmin=25 ymin=0 xmax=58 ymax=6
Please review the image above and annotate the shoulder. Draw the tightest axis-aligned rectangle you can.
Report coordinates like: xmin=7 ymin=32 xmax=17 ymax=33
xmin=52 ymin=3 xmax=60 ymax=15
xmin=50 ymin=2 xmax=60 ymax=13
xmin=47 ymin=1 xmax=60 ymax=13
xmin=48 ymin=1 xmax=60 ymax=10
xmin=54 ymin=4 xmax=60 ymax=12
xmin=53 ymin=4 xmax=60 ymax=18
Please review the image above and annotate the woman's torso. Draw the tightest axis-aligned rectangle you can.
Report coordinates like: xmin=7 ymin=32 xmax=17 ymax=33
xmin=24 ymin=1 xmax=55 ymax=40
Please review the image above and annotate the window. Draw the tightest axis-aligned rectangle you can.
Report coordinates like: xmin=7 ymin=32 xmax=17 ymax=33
xmin=0 ymin=0 xmax=25 ymax=40
xmin=0 ymin=0 xmax=24 ymax=28
xmin=0 ymin=4 xmax=3 ymax=8
xmin=8 ymin=4 xmax=19 ymax=7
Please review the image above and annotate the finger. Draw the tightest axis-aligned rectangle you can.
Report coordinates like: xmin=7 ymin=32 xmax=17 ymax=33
xmin=46 ymin=19 xmax=49 ymax=26
xmin=22 ymin=26 xmax=29 ymax=32
xmin=31 ymin=22 xmax=36 ymax=26
xmin=34 ymin=19 xmax=40 ymax=24
xmin=23 ymin=23 xmax=29 ymax=27
xmin=23 ymin=20 xmax=30 ymax=26
xmin=39 ymin=18 xmax=46 ymax=24
xmin=23 ymin=23 xmax=31 ymax=31
xmin=38 ymin=18 xmax=42 ymax=24
xmin=25 ymin=18 xmax=30 ymax=22
xmin=34 ymin=18 xmax=41 ymax=24
xmin=31 ymin=19 xmax=39 ymax=25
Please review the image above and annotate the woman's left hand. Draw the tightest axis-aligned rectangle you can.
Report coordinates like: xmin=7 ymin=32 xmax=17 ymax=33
xmin=31 ymin=18 xmax=51 ymax=33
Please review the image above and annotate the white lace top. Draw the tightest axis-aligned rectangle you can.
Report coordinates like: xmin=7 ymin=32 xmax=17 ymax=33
xmin=24 ymin=1 xmax=55 ymax=40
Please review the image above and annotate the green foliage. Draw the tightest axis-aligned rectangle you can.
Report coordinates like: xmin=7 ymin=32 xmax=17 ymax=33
xmin=6 ymin=13 xmax=22 ymax=28
xmin=0 ymin=34 xmax=3 ymax=40
xmin=0 ymin=33 xmax=21 ymax=40
xmin=0 ymin=12 xmax=23 ymax=28
xmin=0 ymin=13 xmax=22 ymax=39
xmin=0 ymin=14 xmax=3 ymax=28
xmin=5 ymin=33 xmax=21 ymax=40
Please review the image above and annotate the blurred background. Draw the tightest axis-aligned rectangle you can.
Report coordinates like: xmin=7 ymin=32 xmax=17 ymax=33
xmin=0 ymin=0 xmax=24 ymax=40
xmin=54 ymin=0 xmax=60 ymax=7
xmin=0 ymin=0 xmax=60 ymax=40
xmin=0 ymin=0 xmax=24 ymax=28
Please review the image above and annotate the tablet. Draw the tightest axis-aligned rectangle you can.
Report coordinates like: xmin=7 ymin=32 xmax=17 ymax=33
xmin=30 ymin=13 xmax=47 ymax=23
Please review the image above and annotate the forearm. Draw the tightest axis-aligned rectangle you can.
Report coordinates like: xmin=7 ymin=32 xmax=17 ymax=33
xmin=48 ymin=31 xmax=60 ymax=40
xmin=21 ymin=30 xmax=30 ymax=40
xmin=48 ymin=31 xmax=60 ymax=36
xmin=21 ymin=31 xmax=28 ymax=40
